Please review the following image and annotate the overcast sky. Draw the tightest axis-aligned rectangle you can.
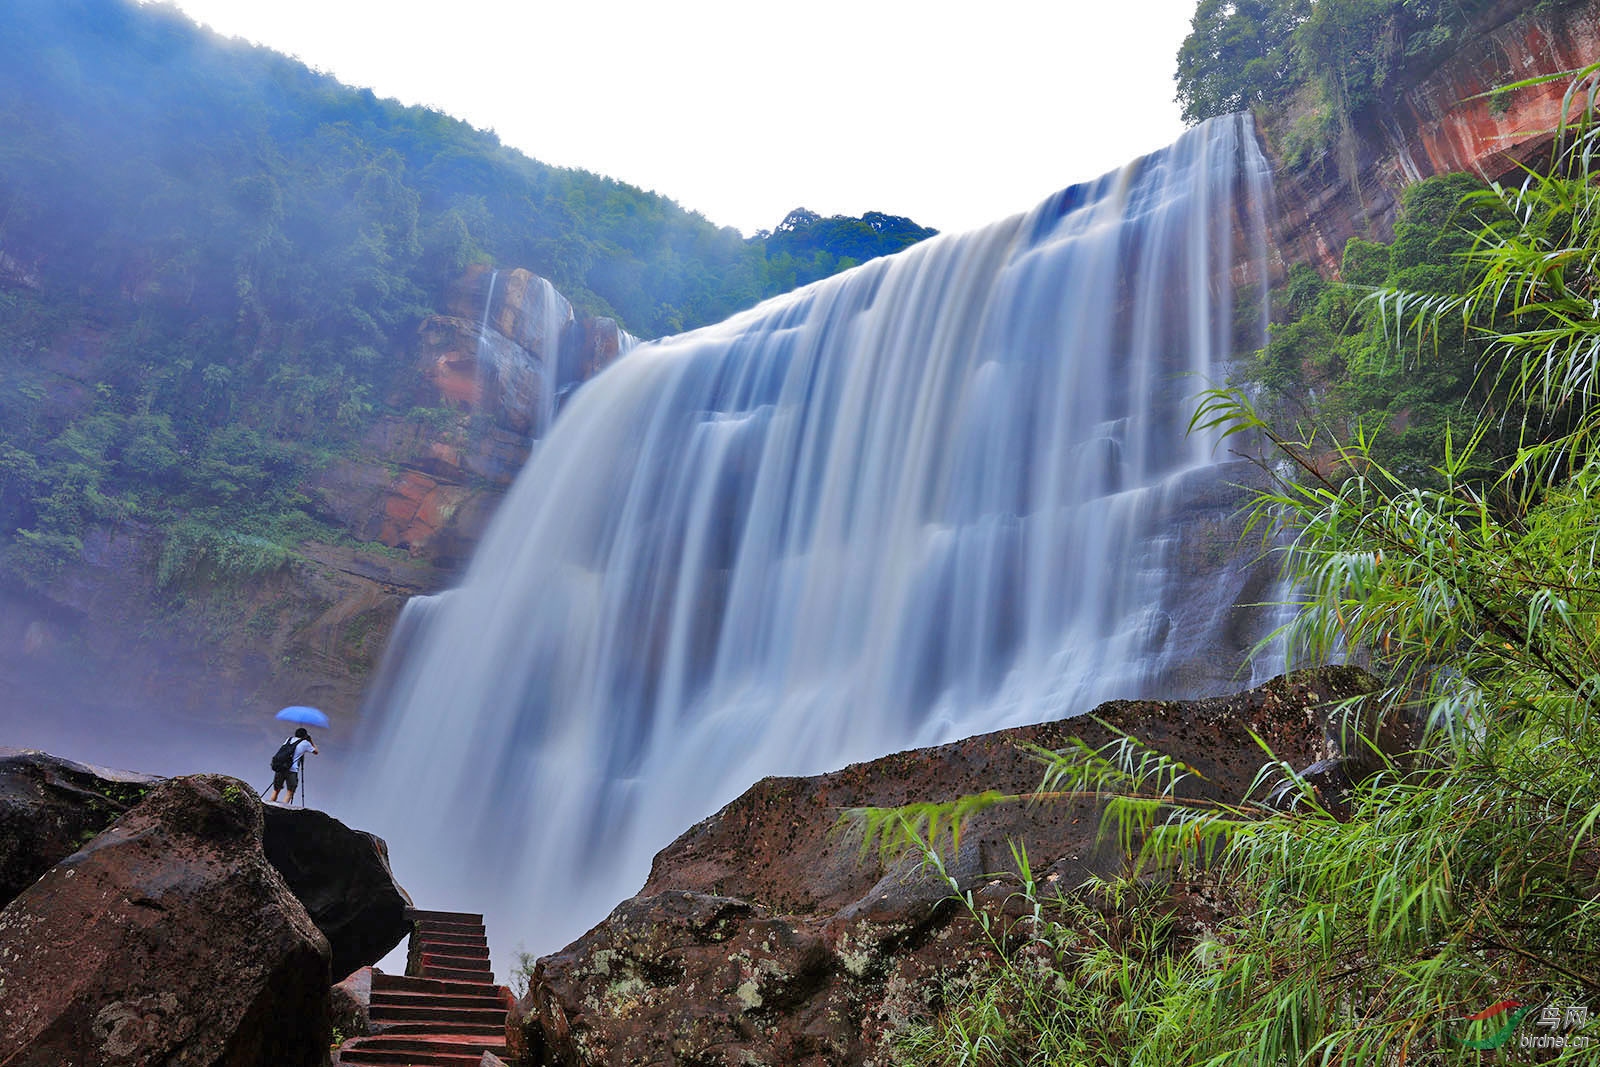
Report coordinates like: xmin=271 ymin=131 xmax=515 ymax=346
xmin=149 ymin=0 xmax=1198 ymax=236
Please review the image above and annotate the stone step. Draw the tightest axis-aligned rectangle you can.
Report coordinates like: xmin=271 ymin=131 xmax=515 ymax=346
xmin=371 ymin=973 xmax=499 ymax=997
xmin=346 ymin=1034 xmax=508 ymax=1053
xmin=371 ymin=990 xmax=506 ymax=1012
xmin=412 ymin=947 xmax=486 ymax=966
xmin=420 ymin=951 xmax=491 ymax=971
xmin=338 ymin=1033 xmax=507 ymax=1067
xmin=404 ymin=908 xmax=484 ymax=925
xmin=368 ymin=1004 xmax=507 ymax=1027
xmin=337 ymin=1049 xmax=495 ymax=1067
xmin=415 ymin=923 xmax=487 ymax=940
xmin=412 ymin=930 xmax=486 ymax=948
xmin=338 ymin=908 xmax=510 ymax=1067
xmin=369 ymin=1019 xmax=507 ymax=1038
xmin=421 ymin=961 xmax=497 ymax=984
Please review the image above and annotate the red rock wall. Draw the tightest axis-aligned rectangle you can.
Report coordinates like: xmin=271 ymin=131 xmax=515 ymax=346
xmin=1270 ymin=0 xmax=1600 ymax=276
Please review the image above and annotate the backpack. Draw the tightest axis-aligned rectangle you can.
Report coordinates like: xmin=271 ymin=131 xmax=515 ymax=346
xmin=270 ymin=737 xmax=300 ymax=774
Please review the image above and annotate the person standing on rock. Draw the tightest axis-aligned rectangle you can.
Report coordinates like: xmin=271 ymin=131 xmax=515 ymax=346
xmin=267 ymin=727 xmax=317 ymax=806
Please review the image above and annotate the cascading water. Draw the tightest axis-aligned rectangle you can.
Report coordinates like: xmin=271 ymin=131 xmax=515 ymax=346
xmin=474 ymin=268 xmax=500 ymax=408
xmin=345 ymin=115 xmax=1277 ymax=960
xmin=529 ymin=275 xmax=564 ymax=435
xmin=473 ymin=269 xmax=577 ymax=438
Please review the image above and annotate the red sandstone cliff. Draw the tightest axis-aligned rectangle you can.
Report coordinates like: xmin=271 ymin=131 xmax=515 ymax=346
xmin=1269 ymin=0 xmax=1600 ymax=276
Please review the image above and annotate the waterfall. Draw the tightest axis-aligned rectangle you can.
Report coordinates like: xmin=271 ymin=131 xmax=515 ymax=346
xmin=474 ymin=267 xmax=499 ymax=401
xmin=346 ymin=116 xmax=1276 ymax=959
xmin=471 ymin=268 xmax=573 ymax=438
xmin=528 ymin=275 xmax=566 ymax=435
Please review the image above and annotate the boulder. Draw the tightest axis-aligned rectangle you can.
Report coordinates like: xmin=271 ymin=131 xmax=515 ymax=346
xmin=522 ymin=668 xmax=1379 ymax=1065
xmin=0 ymin=748 xmax=412 ymax=982
xmin=0 ymin=774 xmax=331 ymax=1066
xmin=0 ymin=748 xmax=159 ymax=908
xmin=329 ymin=967 xmax=372 ymax=1040
xmin=262 ymin=806 xmax=413 ymax=980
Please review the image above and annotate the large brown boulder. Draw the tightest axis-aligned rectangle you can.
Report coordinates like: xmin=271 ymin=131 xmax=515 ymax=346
xmin=0 ymin=774 xmax=332 ymax=1066
xmin=261 ymin=806 xmax=413 ymax=980
xmin=521 ymin=667 xmax=1379 ymax=1066
xmin=0 ymin=748 xmax=412 ymax=982
xmin=0 ymin=749 xmax=159 ymax=908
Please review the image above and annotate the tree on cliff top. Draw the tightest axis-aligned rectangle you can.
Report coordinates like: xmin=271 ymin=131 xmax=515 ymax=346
xmin=1176 ymin=0 xmax=1310 ymax=123
xmin=0 ymin=0 xmax=938 ymax=586
xmin=1174 ymin=0 xmax=1571 ymax=128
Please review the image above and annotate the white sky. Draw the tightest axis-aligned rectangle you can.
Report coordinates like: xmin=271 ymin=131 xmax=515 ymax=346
xmin=149 ymin=0 xmax=1198 ymax=236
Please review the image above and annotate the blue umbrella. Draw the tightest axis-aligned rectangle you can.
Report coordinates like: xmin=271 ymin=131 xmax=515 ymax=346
xmin=275 ymin=705 xmax=330 ymax=729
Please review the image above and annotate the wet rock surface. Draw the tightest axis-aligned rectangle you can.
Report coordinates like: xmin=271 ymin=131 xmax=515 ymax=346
xmin=523 ymin=667 xmax=1379 ymax=1066
xmin=0 ymin=748 xmax=413 ymax=983
xmin=0 ymin=748 xmax=159 ymax=909
xmin=0 ymin=775 xmax=332 ymax=1067
xmin=262 ymin=806 xmax=413 ymax=981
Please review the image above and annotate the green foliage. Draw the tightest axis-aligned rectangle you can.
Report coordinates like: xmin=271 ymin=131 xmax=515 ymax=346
xmin=885 ymin=69 xmax=1600 ymax=1067
xmin=1176 ymin=0 xmax=1549 ymax=151
xmin=1248 ymin=172 xmax=1508 ymax=487
xmin=756 ymin=208 xmax=937 ymax=290
xmin=886 ymin=821 xmax=1212 ymax=1067
xmin=154 ymin=519 xmax=296 ymax=590
xmin=0 ymin=0 xmax=936 ymax=592
xmin=510 ymin=948 xmax=539 ymax=1000
xmin=1176 ymin=0 xmax=1311 ymax=124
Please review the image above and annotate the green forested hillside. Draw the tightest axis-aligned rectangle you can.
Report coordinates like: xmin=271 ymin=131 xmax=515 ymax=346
xmin=0 ymin=0 xmax=934 ymax=585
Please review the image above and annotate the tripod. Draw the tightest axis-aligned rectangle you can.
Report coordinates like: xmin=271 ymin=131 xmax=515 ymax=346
xmin=260 ymin=759 xmax=308 ymax=807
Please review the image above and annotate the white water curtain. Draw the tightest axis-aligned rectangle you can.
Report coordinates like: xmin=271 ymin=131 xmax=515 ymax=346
xmin=346 ymin=115 xmax=1275 ymax=958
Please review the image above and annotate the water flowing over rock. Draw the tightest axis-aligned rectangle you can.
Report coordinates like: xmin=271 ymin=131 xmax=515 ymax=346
xmin=348 ymin=115 xmax=1277 ymax=957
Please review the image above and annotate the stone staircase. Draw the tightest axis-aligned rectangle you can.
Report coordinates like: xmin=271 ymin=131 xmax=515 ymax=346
xmin=337 ymin=909 xmax=513 ymax=1067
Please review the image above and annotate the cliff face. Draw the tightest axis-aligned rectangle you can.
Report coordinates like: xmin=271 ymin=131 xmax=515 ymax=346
xmin=0 ymin=265 xmax=627 ymax=731
xmin=1270 ymin=0 xmax=1600 ymax=275
xmin=308 ymin=267 xmax=630 ymax=570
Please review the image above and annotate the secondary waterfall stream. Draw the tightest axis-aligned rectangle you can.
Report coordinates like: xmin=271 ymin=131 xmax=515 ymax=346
xmin=346 ymin=115 xmax=1277 ymax=959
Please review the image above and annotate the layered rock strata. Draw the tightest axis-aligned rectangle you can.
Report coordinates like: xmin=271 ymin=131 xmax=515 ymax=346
xmin=0 ymin=265 xmax=629 ymax=726
xmin=1271 ymin=0 xmax=1600 ymax=275
xmin=312 ymin=266 xmax=633 ymax=568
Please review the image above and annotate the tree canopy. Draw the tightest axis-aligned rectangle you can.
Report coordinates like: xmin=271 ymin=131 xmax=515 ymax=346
xmin=1175 ymin=0 xmax=1578 ymax=128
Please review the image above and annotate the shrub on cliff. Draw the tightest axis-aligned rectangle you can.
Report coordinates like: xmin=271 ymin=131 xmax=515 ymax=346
xmin=1250 ymin=170 xmax=1515 ymax=488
